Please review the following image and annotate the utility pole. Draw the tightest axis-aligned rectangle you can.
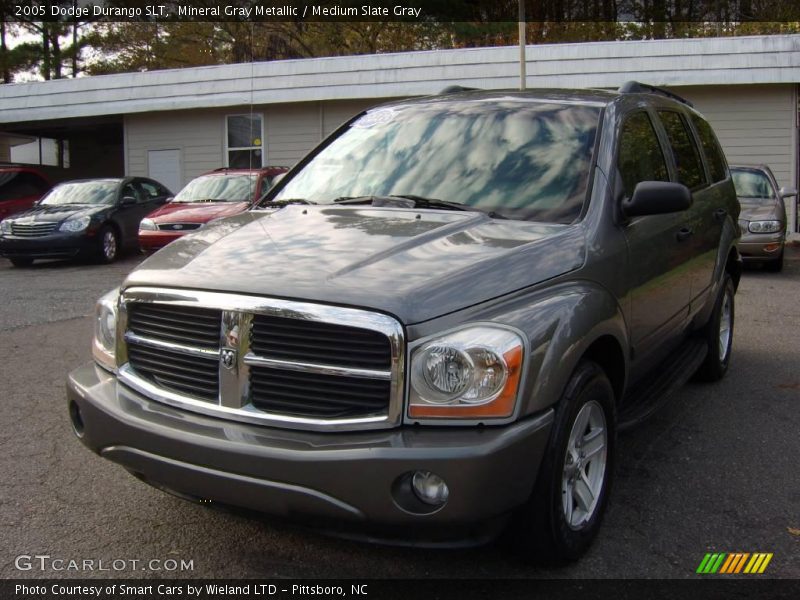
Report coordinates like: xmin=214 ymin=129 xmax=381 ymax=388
xmin=518 ymin=0 xmax=526 ymax=90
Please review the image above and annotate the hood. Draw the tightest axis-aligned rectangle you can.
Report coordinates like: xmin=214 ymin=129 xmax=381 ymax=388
xmin=147 ymin=201 xmax=250 ymax=224
xmin=5 ymin=203 xmax=106 ymax=223
xmin=738 ymin=199 xmax=783 ymax=222
xmin=125 ymin=206 xmax=586 ymax=324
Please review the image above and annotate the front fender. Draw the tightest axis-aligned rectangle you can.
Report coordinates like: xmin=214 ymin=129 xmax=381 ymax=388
xmin=407 ymin=281 xmax=629 ymax=419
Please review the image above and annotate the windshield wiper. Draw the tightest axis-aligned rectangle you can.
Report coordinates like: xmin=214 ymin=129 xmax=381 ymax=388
xmin=332 ymin=195 xmax=507 ymax=219
xmin=257 ymin=198 xmax=316 ymax=208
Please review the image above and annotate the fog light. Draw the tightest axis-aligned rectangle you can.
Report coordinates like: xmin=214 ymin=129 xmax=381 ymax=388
xmin=411 ymin=471 xmax=449 ymax=506
xmin=763 ymin=243 xmax=781 ymax=253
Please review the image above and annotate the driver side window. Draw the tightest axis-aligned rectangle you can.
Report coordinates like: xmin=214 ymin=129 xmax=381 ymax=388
xmin=120 ymin=183 xmax=140 ymax=203
xmin=617 ymin=112 xmax=669 ymax=199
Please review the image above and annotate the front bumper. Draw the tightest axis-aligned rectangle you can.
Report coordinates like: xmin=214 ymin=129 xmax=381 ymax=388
xmin=738 ymin=231 xmax=785 ymax=260
xmin=0 ymin=232 xmax=94 ymax=259
xmin=67 ymin=363 xmax=553 ymax=545
xmin=138 ymin=230 xmax=185 ymax=251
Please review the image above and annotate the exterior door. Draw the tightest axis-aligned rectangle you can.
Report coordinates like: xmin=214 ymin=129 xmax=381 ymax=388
xmin=618 ymin=111 xmax=693 ymax=359
xmin=148 ymin=149 xmax=182 ymax=195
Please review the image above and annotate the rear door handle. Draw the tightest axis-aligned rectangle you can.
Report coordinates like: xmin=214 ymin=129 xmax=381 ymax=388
xmin=713 ymin=208 xmax=727 ymax=221
xmin=676 ymin=227 xmax=694 ymax=241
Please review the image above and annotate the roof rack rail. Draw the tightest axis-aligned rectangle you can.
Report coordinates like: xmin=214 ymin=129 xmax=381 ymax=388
xmin=439 ymin=85 xmax=480 ymax=95
xmin=618 ymin=81 xmax=694 ymax=108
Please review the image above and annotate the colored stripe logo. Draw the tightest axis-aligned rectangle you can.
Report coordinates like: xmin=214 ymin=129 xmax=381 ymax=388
xmin=697 ymin=552 xmax=773 ymax=574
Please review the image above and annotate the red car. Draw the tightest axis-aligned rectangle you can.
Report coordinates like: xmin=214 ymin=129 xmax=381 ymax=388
xmin=0 ymin=165 xmax=52 ymax=221
xmin=138 ymin=166 xmax=287 ymax=251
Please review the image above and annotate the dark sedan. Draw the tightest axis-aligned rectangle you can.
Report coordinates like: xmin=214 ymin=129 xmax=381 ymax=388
xmin=731 ymin=165 xmax=797 ymax=272
xmin=0 ymin=177 xmax=171 ymax=267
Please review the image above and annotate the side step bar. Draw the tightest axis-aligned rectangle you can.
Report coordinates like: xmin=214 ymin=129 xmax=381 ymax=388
xmin=617 ymin=338 xmax=708 ymax=432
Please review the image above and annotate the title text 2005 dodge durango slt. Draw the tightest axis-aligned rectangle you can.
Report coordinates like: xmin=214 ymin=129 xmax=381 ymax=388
xmin=67 ymin=83 xmax=741 ymax=560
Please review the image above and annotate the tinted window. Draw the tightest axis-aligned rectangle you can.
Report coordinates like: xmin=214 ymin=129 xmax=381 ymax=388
xmin=0 ymin=172 xmax=50 ymax=202
xmin=658 ymin=111 xmax=705 ymax=189
xmin=690 ymin=114 xmax=728 ymax=183
xmin=275 ymin=102 xmax=601 ymax=223
xmin=121 ymin=183 xmax=140 ymax=202
xmin=617 ymin=112 xmax=669 ymax=198
xmin=137 ymin=181 xmax=168 ymax=198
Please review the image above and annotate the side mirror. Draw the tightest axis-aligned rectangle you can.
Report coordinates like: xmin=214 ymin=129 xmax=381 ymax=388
xmin=779 ymin=187 xmax=798 ymax=198
xmin=120 ymin=196 xmax=137 ymax=206
xmin=622 ymin=181 xmax=692 ymax=218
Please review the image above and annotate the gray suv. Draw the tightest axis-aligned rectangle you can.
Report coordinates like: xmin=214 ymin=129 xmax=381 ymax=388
xmin=67 ymin=82 xmax=741 ymax=561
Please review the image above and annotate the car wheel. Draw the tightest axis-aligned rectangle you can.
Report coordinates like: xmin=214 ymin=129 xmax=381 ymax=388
xmin=695 ymin=273 xmax=735 ymax=382
xmin=96 ymin=226 xmax=119 ymax=264
xmin=513 ymin=360 xmax=616 ymax=562
xmin=764 ymin=251 xmax=784 ymax=273
xmin=10 ymin=257 xmax=33 ymax=268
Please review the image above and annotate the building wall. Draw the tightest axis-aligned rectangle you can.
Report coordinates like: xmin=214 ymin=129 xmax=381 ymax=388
xmin=125 ymin=99 xmax=380 ymax=188
xmin=679 ymin=84 xmax=797 ymax=189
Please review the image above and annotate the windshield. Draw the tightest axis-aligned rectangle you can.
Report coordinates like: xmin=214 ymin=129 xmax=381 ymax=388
xmin=40 ymin=181 xmax=117 ymax=206
xmin=273 ymin=101 xmax=600 ymax=223
xmin=173 ymin=174 xmax=256 ymax=203
xmin=731 ymin=169 xmax=775 ymax=201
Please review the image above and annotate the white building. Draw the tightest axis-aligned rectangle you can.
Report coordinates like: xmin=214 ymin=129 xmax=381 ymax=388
xmin=1 ymin=34 xmax=798 ymax=226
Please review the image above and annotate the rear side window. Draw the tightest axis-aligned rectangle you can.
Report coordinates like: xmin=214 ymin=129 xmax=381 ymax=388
xmin=690 ymin=114 xmax=728 ymax=183
xmin=0 ymin=171 xmax=50 ymax=202
xmin=617 ymin=112 xmax=669 ymax=198
xmin=658 ymin=111 xmax=705 ymax=189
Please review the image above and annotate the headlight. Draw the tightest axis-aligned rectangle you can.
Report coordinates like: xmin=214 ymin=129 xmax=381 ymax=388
xmin=409 ymin=325 xmax=524 ymax=420
xmin=59 ymin=215 xmax=90 ymax=232
xmin=139 ymin=218 xmax=157 ymax=231
xmin=92 ymin=287 xmax=120 ymax=371
xmin=0 ymin=220 xmax=11 ymax=235
xmin=748 ymin=220 xmax=782 ymax=234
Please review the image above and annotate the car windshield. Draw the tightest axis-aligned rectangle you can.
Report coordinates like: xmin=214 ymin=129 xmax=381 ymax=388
xmin=173 ymin=174 xmax=256 ymax=202
xmin=273 ymin=100 xmax=601 ymax=223
xmin=39 ymin=181 xmax=117 ymax=206
xmin=731 ymin=169 xmax=775 ymax=201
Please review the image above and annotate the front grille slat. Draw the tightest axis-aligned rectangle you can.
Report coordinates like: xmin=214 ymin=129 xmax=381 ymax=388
xmin=249 ymin=366 xmax=390 ymax=418
xmin=128 ymin=304 xmax=221 ymax=349
xmin=251 ymin=314 xmax=392 ymax=370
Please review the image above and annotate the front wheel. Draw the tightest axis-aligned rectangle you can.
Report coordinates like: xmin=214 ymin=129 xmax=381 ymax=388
xmin=10 ymin=257 xmax=33 ymax=268
xmin=764 ymin=251 xmax=784 ymax=273
xmin=96 ymin=226 xmax=119 ymax=264
xmin=695 ymin=273 xmax=735 ymax=382
xmin=513 ymin=361 xmax=616 ymax=562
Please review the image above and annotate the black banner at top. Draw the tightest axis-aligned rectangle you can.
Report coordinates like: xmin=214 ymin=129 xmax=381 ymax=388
xmin=6 ymin=0 xmax=800 ymax=23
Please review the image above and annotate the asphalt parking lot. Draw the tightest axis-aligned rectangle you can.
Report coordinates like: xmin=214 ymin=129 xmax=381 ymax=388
xmin=1 ymin=249 xmax=798 ymax=580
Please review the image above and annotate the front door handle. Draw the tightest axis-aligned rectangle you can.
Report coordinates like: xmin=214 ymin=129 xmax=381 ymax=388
xmin=676 ymin=227 xmax=694 ymax=241
xmin=713 ymin=208 xmax=727 ymax=221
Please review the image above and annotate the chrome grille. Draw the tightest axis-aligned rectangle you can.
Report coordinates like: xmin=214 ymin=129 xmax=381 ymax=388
xmin=11 ymin=222 xmax=58 ymax=237
xmin=118 ymin=288 xmax=404 ymax=431
xmin=157 ymin=223 xmax=202 ymax=231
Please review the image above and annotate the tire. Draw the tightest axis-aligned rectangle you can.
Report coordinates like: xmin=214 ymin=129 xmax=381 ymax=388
xmin=513 ymin=361 xmax=616 ymax=562
xmin=96 ymin=226 xmax=119 ymax=264
xmin=695 ymin=273 xmax=735 ymax=382
xmin=10 ymin=257 xmax=33 ymax=267
xmin=764 ymin=251 xmax=784 ymax=273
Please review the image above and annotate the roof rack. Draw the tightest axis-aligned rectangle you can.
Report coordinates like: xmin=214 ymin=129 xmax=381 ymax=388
xmin=439 ymin=85 xmax=480 ymax=95
xmin=618 ymin=81 xmax=694 ymax=108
